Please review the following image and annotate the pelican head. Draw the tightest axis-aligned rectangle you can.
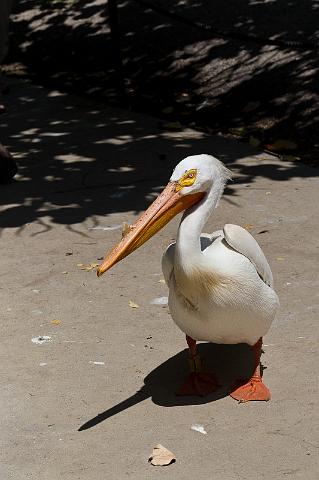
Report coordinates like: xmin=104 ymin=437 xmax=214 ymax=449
xmin=97 ymin=154 xmax=230 ymax=276
xmin=170 ymin=154 xmax=230 ymax=194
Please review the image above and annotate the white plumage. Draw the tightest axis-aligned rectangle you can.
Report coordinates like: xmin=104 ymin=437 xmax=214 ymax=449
xmin=162 ymin=155 xmax=279 ymax=347
xmin=97 ymin=154 xmax=279 ymax=401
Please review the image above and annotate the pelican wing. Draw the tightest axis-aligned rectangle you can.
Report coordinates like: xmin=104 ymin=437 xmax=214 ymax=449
xmin=162 ymin=242 xmax=175 ymax=286
xmin=223 ymin=224 xmax=274 ymax=288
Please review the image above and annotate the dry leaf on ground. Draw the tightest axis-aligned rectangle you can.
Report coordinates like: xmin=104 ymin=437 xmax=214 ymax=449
xmin=148 ymin=444 xmax=176 ymax=466
xmin=77 ymin=263 xmax=99 ymax=271
xmin=244 ymin=223 xmax=254 ymax=230
xmin=129 ymin=300 xmax=139 ymax=309
xmin=51 ymin=319 xmax=61 ymax=326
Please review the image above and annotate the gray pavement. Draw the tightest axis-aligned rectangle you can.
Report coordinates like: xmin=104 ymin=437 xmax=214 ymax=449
xmin=1 ymin=80 xmax=319 ymax=479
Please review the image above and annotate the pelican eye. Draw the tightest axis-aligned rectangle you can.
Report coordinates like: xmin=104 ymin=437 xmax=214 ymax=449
xmin=176 ymin=169 xmax=197 ymax=190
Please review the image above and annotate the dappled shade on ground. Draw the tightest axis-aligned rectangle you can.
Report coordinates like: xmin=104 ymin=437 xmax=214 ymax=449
xmin=6 ymin=0 xmax=319 ymax=160
xmin=1 ymin=81 xmax=315 ymax=232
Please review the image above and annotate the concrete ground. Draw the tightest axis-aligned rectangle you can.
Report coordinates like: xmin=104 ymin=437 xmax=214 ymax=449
xmin=1 ymin=80 xmax=319 ymax=479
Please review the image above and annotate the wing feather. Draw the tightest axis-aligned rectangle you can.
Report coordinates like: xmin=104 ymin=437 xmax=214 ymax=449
xmin=162 ymin=242 xmax=175 ymax=286
xmin=223 ymin=224 xmax=274 ymax=288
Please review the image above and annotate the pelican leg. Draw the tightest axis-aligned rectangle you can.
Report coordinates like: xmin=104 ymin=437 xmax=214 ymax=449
xmin=230 ymin=337 xmax=271 ymax=402
xmin=176 ymin=335 xmax=220 ymax=397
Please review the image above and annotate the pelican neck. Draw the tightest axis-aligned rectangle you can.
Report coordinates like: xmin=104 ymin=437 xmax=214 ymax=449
xmin=175 ymin=185 xmax=222 ymax=266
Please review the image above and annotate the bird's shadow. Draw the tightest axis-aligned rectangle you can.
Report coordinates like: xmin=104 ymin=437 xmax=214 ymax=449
xmin=78 ymin=343 xmax=258 ymax=431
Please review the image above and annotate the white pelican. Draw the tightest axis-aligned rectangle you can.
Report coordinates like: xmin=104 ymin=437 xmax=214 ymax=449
xmin=97 ymin=154 xmax=279 ymax=402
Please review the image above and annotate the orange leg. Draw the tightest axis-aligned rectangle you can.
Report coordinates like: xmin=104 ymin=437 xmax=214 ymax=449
xmin=176 ymin=335 xmax=220 ymax=397
xmin=230 ymin=337 xmax=271 ymax=402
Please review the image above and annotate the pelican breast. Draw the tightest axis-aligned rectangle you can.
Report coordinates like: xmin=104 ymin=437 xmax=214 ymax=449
xmin=162 ymin=233 xmax=278 ymax=345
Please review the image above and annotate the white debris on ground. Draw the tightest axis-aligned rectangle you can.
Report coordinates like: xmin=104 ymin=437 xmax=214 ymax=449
xmin=88 ymin=224 xmax=122 ymax=231
xmin=151 ymin=297 xmax=168 ymax=306
xmin=191 ymin=424 xmax=208 ymax=435
xmin=31 ymin=336 xmax=51 ymax=345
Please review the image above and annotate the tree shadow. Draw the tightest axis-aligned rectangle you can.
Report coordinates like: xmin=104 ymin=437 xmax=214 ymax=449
xmin=1 ymin=80 xmax=317 ymax=233
xmin=78 ymin=342 xmax=256 ymax=431
xmin=7 ymin=0 xmax=319 ymax=155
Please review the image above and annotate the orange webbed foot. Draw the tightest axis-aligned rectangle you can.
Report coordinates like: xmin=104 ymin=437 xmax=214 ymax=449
xmin=230 ymin=376 xmax=271 ymax=403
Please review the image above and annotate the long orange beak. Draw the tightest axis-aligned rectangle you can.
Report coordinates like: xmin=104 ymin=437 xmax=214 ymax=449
xmin=97 ymin=182 xmax=204 ymax=277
